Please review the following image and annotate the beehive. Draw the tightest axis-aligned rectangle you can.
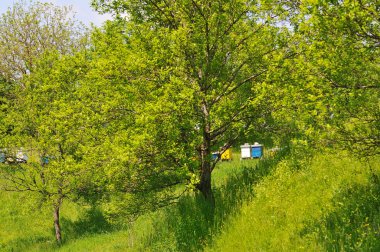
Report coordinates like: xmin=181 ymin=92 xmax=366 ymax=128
xmin=240 ymin=143 xmax=251 ymax=159
xmin=221 ymin=148 xmax=232 ymax=161
xmin=251 ymin=142 xmax=263 ymax=158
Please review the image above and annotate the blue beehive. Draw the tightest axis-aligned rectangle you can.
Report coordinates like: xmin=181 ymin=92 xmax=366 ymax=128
xmin=212 ymin=152 xmax=219 ymax=160
xmin=251 ymin=142 xmax=263 ymax=158
xmin=41 ymin=156 xmax=49 ymax=164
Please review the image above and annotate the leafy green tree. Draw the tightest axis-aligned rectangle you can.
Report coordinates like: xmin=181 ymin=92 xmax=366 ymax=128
xmin=292 ymin=0 xmax=380 ymax=157
xmin=0 ymin=0 xmax=90 ymax=189
xmin=0 ymin=0 xmax=87 ymax=85
xmin=92 ymin=0 xmax=293 ymax=200
xmin=0 ymin=21 xmax=144 ymax=239
xmin=0 ymin=52 xmax=110 ymax=243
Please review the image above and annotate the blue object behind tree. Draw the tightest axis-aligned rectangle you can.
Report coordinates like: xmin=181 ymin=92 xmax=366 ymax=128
xmin=251 ymin=143 xmax=263 ymax=158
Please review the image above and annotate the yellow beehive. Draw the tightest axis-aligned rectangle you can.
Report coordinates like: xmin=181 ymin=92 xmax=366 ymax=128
xmin=221 ymin=148 xmax=232 ymax=161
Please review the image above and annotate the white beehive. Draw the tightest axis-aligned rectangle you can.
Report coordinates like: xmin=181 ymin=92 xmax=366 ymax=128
xmin=240 ymin=143 xmax=251 ymax=159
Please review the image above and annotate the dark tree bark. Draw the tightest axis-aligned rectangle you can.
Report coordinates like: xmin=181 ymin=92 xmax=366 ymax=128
xmin=197 ymin=100 xmax=215 ymax=205
xmin=53 ymin=199 xmax=63 ymax=243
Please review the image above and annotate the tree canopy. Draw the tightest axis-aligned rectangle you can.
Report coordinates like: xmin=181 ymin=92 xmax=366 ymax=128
xmin=0 ymin=0 xmax=87 ymax=84
xmin=92 ymin=0 xmax=295 ymax=200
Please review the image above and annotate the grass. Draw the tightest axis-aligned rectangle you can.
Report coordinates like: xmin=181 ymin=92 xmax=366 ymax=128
xmin=0 ymin=191 xmax=51 ymax=251
xmin=207 ymin=151 xmax=380 ymax=251
xmin=1 ymin=149 xmax=380 ymax=251
xmin=0 ymin=152 xmax=265 ymax=251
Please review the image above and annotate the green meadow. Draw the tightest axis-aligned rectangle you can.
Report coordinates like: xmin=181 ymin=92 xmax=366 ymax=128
xmin=1 ymin=150 xmax=379 ymax=251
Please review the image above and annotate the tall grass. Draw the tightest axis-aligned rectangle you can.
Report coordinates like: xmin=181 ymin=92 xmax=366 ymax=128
xmin=311 ymin=169 xmax=380 ymax=251
xmin=0 ymin=191 xmax=51 ymax=251
xmin=1 ymin=150 xmax=379 ymax=251
xmin=0 ymin=152 xmax=275 ymax=251
xmin=207 ymin=151 xmax=380 ymax=251
xmin=0 ymin=192 xmax=115 ymax=251
xmin=106 ymin=153 xmax=272 ymax=251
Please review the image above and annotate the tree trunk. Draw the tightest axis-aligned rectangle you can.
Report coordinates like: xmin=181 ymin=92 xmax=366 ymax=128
xmin=53 ymin=201 xmax=62 ymax=244
xmin=198 ymin=162 xmax=214 ymax=203
xmin=197 ymin=100 xmax=215 ymax=205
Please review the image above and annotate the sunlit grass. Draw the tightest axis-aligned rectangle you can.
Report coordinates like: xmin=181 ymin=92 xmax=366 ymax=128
xmin=1 ymin=150 xmax=379 ymax=251
xmin=207 ymin=151 xmax=380 ymax=251
xmin=0 ymin=153 xmax=262 ymax=251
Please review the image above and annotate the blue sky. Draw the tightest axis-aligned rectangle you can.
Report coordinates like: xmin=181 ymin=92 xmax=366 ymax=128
xmin=0 ymin=0 xmax=113 ymax=27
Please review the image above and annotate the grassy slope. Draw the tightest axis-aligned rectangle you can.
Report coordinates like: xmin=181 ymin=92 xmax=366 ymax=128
xmin=207 ymin=151 xmax=380 ymax=251
xmin=1 ymin=150 xmax=380 ymax=251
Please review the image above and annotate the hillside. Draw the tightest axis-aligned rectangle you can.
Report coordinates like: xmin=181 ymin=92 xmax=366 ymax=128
xmin=208 ymin=151 xmax=380 ymax=251
xmin=1 ymin=150 xmax=379 ymax=251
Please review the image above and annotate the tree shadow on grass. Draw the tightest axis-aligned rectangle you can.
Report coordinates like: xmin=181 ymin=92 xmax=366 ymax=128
xmin=3 ymin=207 xmax=116 ymax=250
xmin=60 ymin=207 xmax=115 ymax=242
xmin=304 ymin=173 xmax=380 ymax=251
xmin=322 ymin=179 xmax=380 ymax=251
xmin=2 ymin=235 xmax=55 ymax=252
xmin=141 ymin=152 xmax=287 ymax=251
xmin=2 ymin=152 xmax=288 ymax=252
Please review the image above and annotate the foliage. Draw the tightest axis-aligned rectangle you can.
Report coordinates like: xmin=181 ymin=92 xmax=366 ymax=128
xmin=0 ymin=51 xmax=108 ymax=242
xmin=0 ymin=0 xmax=92 ymax=243
xmin=80 ymin=21 xmax=191 ymax=221
xmin=251 ymin=0 xmax=380 ymax=157
xmin=91 ymin=0 xmax=294 ymax=199
xmin=0 ymin=0 xmax=87 ymax=84
xmin=293 ymin=0 xmax=380 ymax=156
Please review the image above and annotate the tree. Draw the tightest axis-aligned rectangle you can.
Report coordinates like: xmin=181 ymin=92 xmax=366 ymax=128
xmin=0 ymin=2 xmax=91 ymax=242
xmin=0 ymin=52 xmax=109 ymax=243
xmin=292 ymin=0 xmax=380 ymax=157
xmin=0 ymin=0 xmax=87 ymax=85
xmin=92 ymin=0 xmax=293 ymax=201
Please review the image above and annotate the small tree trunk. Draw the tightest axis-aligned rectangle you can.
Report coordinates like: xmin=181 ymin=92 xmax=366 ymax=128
xmin=53 ymin=200 xmax=62 ymax=244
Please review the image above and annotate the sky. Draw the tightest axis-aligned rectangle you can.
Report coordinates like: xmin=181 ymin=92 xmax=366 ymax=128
xmin=0 ymin=0 xmax=113 ymax=27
